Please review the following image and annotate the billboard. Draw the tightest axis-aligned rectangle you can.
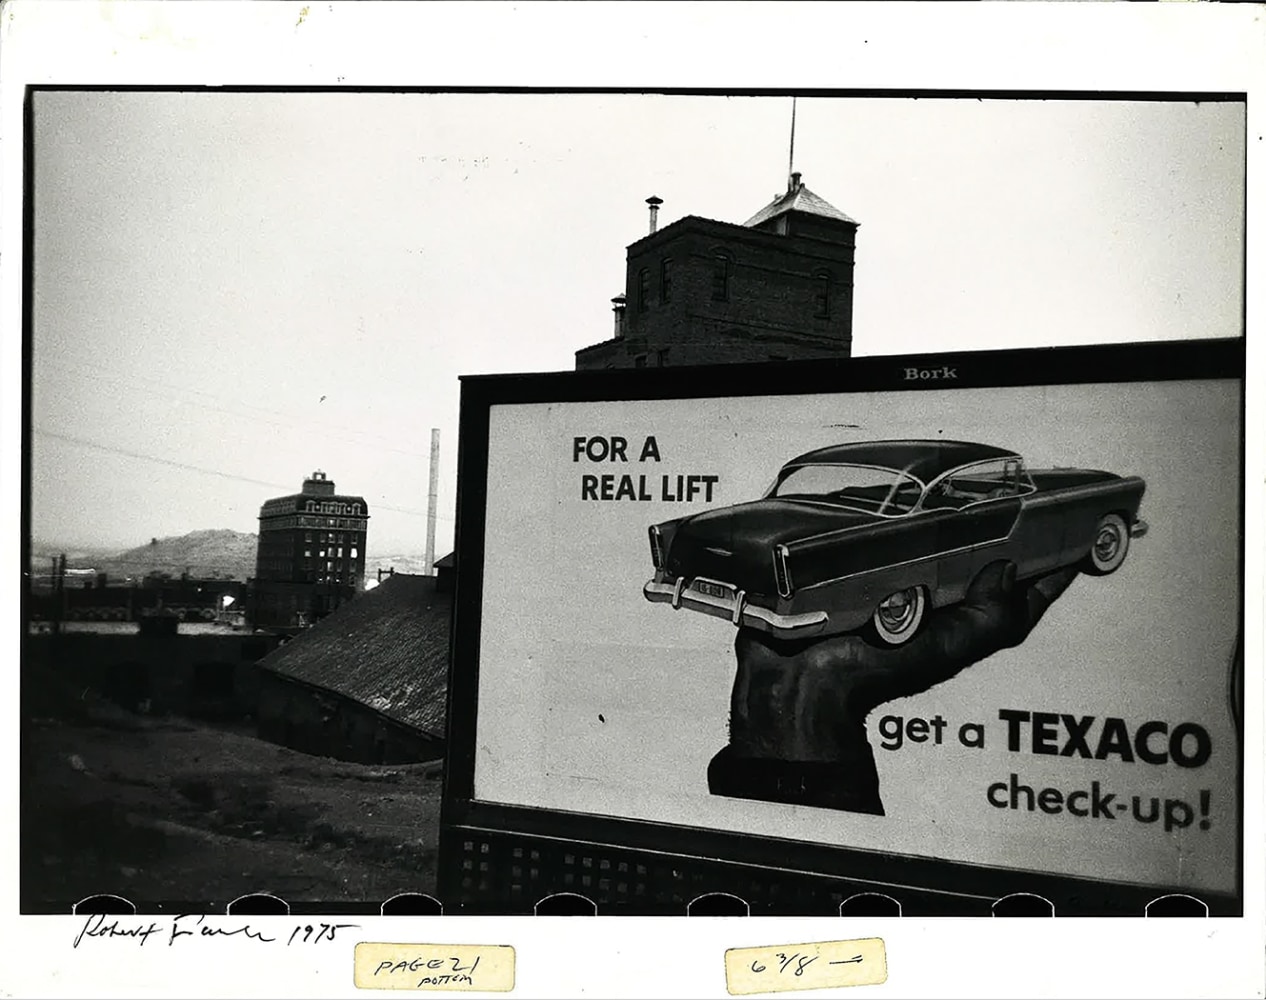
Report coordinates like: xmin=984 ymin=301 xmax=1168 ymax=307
xmin=443 ymin=339 xmax=1244 ymax=915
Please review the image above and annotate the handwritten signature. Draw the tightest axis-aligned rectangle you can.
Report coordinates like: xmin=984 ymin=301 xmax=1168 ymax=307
xmin=72 ymin=914 xmax=358 ymax=949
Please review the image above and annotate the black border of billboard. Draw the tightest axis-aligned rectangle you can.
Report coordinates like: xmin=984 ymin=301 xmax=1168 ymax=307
xmin=444 ymin=336 xmax=1246 ymax=917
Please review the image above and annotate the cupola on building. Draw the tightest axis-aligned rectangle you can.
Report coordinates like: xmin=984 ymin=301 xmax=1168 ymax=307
xmin=575 ymin=172 xmax=858 ymax=370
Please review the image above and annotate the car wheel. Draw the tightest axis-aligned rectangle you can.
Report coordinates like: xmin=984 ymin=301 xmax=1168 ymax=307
xmin=869 ymin=586 xmax=927 ymax=646
xmin=1084 ymin=513 xmax=1130 ymax=575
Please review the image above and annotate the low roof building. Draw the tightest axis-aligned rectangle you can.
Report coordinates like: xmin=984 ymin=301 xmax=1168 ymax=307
xmin=254 ymin=571 xmax=451 ymax=761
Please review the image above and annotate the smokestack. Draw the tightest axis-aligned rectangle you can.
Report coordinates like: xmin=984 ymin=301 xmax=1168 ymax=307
xmin=646 ymin=195 xmax=663 ymax=234
xmin=425 ymin=428 xmax=439 ymax=576
xmin=611 ymin=294 xmax=627 ymax=338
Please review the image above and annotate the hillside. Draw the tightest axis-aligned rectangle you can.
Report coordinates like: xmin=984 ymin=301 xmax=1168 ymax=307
xmin=39 ymin=529 xmax=441 ymax=584
xmin=92 ymin=529 xmax=259 ymax=581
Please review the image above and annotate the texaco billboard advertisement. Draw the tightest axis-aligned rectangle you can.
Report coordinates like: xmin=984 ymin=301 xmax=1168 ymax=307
xmin=460 ymin=352 xmax=1242 ymax=907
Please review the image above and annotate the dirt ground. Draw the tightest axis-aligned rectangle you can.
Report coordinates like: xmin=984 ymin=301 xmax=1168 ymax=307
xmin=22 ymin=680 xmax=443 ymax=913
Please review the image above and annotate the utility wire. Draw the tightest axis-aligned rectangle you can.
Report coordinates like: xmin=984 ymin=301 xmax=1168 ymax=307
xmin=33 ymin=427 xmax=455 ymax=522
xmin=44 ymin=361 xmax=436 ymax=460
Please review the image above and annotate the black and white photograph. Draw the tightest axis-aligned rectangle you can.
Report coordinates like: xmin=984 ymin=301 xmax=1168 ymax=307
xmin=4 ymin=3 xmax=1263 ymax=998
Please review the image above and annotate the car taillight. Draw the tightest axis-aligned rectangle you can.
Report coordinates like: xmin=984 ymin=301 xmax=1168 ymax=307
xmin=774 ymin=544 xmax=793 ymax=598
xmin=649 ymin=526 xmax=665 ymax=569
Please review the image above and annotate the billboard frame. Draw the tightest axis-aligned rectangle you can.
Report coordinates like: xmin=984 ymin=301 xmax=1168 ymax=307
xmin=443 ymin=337 xmax=1246 ymax=917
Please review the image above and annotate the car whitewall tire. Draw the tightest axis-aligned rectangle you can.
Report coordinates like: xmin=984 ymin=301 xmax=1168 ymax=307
xmin=1085 ymin=513 xmax=1130 ymax=575
xmin=871 ymin=586 xmax=927 ymax=646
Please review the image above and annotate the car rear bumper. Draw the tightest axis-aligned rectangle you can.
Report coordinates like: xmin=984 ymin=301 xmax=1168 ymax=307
xmin=1130 ymin=518 xmax=1149 ymax=538
xmin=643 ymin=577 xmax=829 ymax=639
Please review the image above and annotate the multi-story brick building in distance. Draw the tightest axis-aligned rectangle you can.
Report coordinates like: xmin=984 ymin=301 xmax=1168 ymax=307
xmin=249 ymin=470 xmax=369 ymax=629
xmin=575 ymin=173 xmax=858 ymax=370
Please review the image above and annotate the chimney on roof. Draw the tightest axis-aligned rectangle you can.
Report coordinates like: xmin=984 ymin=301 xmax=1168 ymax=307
xmin=425 ymin=428 xmax=439 ymax=577
xmin=789 ymin=171 xmax=802 ymax=192
xmin=646 ymin=195 xmax=663 ymax=234
xmin=611 ymin=294 xmax=627 ymax=338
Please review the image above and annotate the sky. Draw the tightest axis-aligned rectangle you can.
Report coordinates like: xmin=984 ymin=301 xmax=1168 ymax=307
xmin=28 ymin=91 xmax=1245 ymax=555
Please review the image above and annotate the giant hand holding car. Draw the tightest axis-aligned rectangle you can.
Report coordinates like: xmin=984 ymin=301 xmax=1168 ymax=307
xmin=643 ymin=439 xmax=1148 ymax=813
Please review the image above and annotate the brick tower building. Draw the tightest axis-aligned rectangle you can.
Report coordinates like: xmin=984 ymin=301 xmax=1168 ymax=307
xmin=575 ymin=172 xmax=858 ymax=370
xmin=250 ymin=471 xmax=369 ymax=629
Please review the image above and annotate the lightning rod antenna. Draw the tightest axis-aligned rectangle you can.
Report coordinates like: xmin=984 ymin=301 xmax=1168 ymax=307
xmin=787 ymin=96 xmax=797 ymax=188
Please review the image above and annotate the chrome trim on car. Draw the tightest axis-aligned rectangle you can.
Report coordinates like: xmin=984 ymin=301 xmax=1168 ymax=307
xmin=649 ymin=525 xmax=665 ymax=569
xmin=764 ymin=497 xmax=913 ymax=519
xmin=1130 ymin=518 xmax=1149 ymax=538
xmin=644 ymin=579 xmax=829 ymax=637
xmin=802 ymin=537 xmax=1010 ymax=590
xmin=1018 ymin=492 xmax=1068 ymax=508
xmin=774 ymin=544 xmax=793 ymax=598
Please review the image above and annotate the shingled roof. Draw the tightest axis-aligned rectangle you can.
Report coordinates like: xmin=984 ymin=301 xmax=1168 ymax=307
xmin=743 ymin=173 xmax=858 ymax=228
xmin=256 ymin=573 xmax=450 ymax=739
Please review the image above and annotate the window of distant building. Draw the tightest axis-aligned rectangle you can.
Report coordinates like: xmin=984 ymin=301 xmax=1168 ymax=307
xmin=660 ymin=258 xmax=673 ymax=303
xmin=815 ymin=270 xmax=832 ymax=319
xmin=634 ymin=354 xmax=647 ymax=368
xmin=351 ymin=547 xmax=358 ymax=559
xmin=304 ymin=531 xmax=312 ymax=542
xmin=637 ymin=267 xmax=650 ymax=311
xmin=656 ymin=348 xmax=670 ymax=367
xmin=712 ymin=252 xmax=732 ymax=301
